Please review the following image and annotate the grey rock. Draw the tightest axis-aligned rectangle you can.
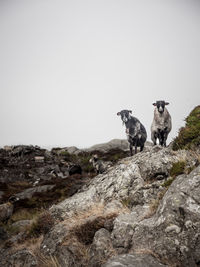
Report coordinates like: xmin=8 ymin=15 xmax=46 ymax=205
xmin=55 ymin=243 xmax=85 ymax=267
xmin=50 ymin=161 xmax=143 ymax=219
xmin=0 ymin=226 xmax=8 ymax=241
xmin=41 ymin=223 xmax=68 ymax=255
xmin=131 ymin=146 xmax=182 ymax=180
xmin=51 ymin=147 xmax=193 ymax=218
xmin=14 ymin=184 xmax=55 ymax=200
xmin=0 ymin=202 xmax=13 ymax=222
xmin=12 ymin=219 xmax=32 ymax=231
xmin=5 ymin=249 xmax=37 ymax=267
xmin=84 ymin=139 xmax=129 ymax=153
xmin=89 ymin=228 xmax=114 ymax=267
xmin=129 ymin=165 xmax=200 ymax=266
xmin=34 ymin=156 xmax=44 ymax=163
xmin=102 ymin=253 xmax=166 ymax=267
xmin=58 ymin=139 xmax=130 ymax=155
xmin=111 ymin=206 xmax=149 ymax=252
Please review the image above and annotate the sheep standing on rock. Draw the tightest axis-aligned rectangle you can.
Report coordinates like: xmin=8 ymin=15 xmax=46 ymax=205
xmin=89 ymin=155 xmax=111 ymax=174
xmin=117 ymin=110 xmax=147 ymax=156
xmin=151 ymin=100 xmax=172 ymax=147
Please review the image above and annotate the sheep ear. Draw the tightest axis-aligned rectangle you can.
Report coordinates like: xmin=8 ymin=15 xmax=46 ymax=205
xmin=129 ymin=110 xmax=132 ymax=114
xmin=165 ymin=102 xmax=169 ymax=105
xmin=117 ymin=112 xmax=121 ymax=116
xmin=153 ymin=103 xmax=156 ymax=106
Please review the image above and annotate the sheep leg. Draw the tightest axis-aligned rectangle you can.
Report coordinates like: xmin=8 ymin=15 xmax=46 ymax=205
xmin=129 ymin=143 xmax=133 ymax=156
xmin=134 ymin=139 xmax=138 ymax=154
xmin=151 ymin=131 xmax=157 ymax=145
xmin=163 ymin=131 xmax=168 ymax=147
xmin=158 ymin=130 xmax=164 ymax=146
xmin=134 ymin=144 xmax=137 ymax=154
xmin=140 ymin=144 xmax=144 ymax=152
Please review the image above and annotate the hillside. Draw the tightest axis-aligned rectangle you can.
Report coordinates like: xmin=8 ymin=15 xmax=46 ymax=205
xmin=0 ymin=108 xmax=200 ymax=267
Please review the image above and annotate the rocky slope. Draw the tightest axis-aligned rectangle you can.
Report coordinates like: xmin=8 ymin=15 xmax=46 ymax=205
xmin=0 ymin=142 xmax=199 ymax=266
xmin=0 ymin=107 xmax=200 ymax=267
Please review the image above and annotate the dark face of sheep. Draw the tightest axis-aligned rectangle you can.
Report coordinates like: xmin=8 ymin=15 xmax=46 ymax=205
xmin=89 ymin=154 xmax=98 ymax=163
xmin=153 ymin=101 xmax=169 ymax=114
xmin=117 ymin=110 xmax=132 ymax=124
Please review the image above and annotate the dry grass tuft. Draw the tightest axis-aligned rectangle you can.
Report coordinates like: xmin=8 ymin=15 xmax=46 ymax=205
xmin=36 ymin=253 xmax=60 ymax=267
xmin=62 ymin=202 xmax=129 ymax=227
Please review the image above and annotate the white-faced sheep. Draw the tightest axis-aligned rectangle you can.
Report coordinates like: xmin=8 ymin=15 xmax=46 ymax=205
xmin=89 ymin=155 xmax=112 ymax=174
xmin=151 ymin=100 xmax=172 ymax=146
xmin=117 ymin=110 xmax=147 ymax=156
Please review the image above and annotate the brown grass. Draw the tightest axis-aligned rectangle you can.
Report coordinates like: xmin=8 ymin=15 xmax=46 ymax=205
xmin=36 ymin=253 xmax=61 ymax=267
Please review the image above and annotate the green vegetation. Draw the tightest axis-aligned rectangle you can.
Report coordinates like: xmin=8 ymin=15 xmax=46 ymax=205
xmin=169 ymin=161 xmax=186 ymax=178
xmin=161 ymin=178 xmax=174 ymax=188
xmin=173 ymin=105 xmax=200 ymax=150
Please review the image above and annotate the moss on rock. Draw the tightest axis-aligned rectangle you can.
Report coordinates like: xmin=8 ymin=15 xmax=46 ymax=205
xmin=169 ymin=161 xmax=186 ymax=177
xmin=172 ymin=105 xmax=200 ymax=150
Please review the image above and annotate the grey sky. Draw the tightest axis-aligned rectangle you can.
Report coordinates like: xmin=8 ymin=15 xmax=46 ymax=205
xmin=0 ymin=0 xmax=199 ymax=148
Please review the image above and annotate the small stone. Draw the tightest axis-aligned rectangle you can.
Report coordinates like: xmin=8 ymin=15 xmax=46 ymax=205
xmin=165 ymin=225 xmax=181 ymax=234
xmin=34 ymin=156 xmax=44 ymax=163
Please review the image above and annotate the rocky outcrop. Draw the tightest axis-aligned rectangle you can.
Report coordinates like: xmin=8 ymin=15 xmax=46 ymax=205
xmin=48 ymin=146 xmax=199 ymax=266
xmin=0 ymin=249 xmax=38 ymax=267
xmin=128 ymin=165 xmax=200 ymax=266
xmin=51 ymin=146 xmax=196 ymax=218
xmin=58 ymin=139 xmax=130 ymax=155
xmin=0 ymin=140 xmax=199 ymax=267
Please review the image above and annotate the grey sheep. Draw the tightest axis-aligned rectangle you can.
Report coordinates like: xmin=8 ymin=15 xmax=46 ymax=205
xmin=151 ymin=100 xmax=172 ymax=147
xmin=117 ymin=109 xmax=147 ymax=156
xmin=89 ymin=155 xmax=112 ymax=174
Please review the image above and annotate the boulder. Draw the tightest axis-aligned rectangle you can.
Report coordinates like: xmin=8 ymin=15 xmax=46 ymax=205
xmin=0 ymin=202 xmax=13 ymax=222
xmin=129 ymin=165 xmax=200 ymax=266
xmin=89 ymin=228 xmax=114 ymax=267
xmin=56 ymin=139 xmax=130 ymax=155
xmin=102 ymin=253 xmax=166 ymax=267
xmin=34 ymin=156 xmax=44 ymax=163
xmin=51 ymin=147 xmax=196 ymax=218
xmin=111 ymin=206 xmax=150 ymax=253
xmin=14 ymin=185 xmax=55 ymax=200
xmin=84 ymin=139 xmax=129 ymax=153
xmin=41 ymin=223 xmax=68 ymax=255
xmin=12 ymin=219 xmax=32 ymax=231
xmin=5 ymin=249 xmax=37 ymax=267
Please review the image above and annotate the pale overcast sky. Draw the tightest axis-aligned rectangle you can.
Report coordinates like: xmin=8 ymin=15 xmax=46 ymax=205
xmin=0 ymin=0 xmax=199 ymax=148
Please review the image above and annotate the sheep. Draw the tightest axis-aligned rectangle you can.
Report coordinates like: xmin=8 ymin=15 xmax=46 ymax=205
xmin=117 ymin=110 xmax=147 ymax=156
xmin=151 ymin=100 xmax=172 ymax=147
xmin=89 ymin=154 xmax=112 ymax=174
